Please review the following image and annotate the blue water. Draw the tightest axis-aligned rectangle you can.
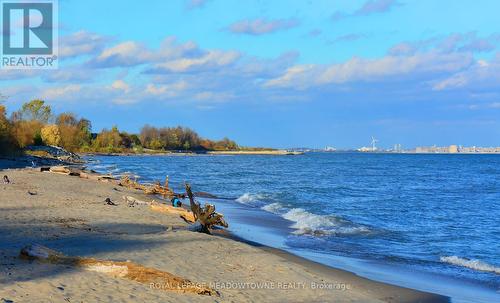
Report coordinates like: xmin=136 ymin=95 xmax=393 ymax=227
xmin=85 ymin=153 xmax=500 ymax=302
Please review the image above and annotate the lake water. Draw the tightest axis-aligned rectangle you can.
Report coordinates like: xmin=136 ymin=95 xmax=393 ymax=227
xmin=85 ymin=153 xmax=500 ymax=302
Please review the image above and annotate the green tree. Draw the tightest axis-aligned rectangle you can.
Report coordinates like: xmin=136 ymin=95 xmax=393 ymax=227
xmin=16 ymin=99 xmax=52 ymax=123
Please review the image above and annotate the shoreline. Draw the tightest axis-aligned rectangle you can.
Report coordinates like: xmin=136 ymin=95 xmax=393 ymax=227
xmin=0 ymin=163 xmax=449 ymax=302
xmin=214 ymin=230 xmax=448 ymax=303
xmin=206 ymin=150 xmax=304 ymax=155
xmin=83 ymin=150 xmax=304 ymax=157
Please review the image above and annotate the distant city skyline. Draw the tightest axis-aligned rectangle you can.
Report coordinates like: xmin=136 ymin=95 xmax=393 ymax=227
xmin=300 ymin=143 xmax=500 ymax=152
xmin=1 ymin=0 xmax=499 ymax=148
xmin=315 ymin=141 xmax=500 ymax=151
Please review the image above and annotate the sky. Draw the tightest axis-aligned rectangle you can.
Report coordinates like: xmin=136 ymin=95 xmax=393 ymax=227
xmin=1 ymin=0 xmax=500 ymax=149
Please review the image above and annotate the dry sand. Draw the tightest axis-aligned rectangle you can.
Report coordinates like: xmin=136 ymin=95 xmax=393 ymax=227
xmin=0 ymin=168 xmax=449 ymax=303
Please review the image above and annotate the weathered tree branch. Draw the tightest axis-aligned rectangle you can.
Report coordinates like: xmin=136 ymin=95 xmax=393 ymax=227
xmin=185 ymin=183 xmax=228 ymax=234
xmin=20 ymin=243 xmax=217 ymax=296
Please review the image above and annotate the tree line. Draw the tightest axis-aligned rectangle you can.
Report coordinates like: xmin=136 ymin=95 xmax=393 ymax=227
xmin=0 ymin=99 xmax=239 ymax=155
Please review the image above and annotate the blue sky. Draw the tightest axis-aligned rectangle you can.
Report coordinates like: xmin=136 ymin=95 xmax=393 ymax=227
xmin=1 ymin=0 xmax=500 ymax=148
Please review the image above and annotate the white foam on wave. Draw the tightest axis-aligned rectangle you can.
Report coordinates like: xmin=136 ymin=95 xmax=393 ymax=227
xmin=261 ymin=202 xmax=285 ymax=214
xmin=91 ymin=164 xmax=109 ymax=169
xmin=440 ymin=256 xmax=500 ymax=275
xmin=236 ymin=193 xmax=264 ymax=204
xmin=239 ymin=194 xmax=370 ymax=237
xmin=282 ymin=208 xmax=370 ymax=236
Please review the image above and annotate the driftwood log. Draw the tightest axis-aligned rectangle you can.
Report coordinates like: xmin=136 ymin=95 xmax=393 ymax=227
xmin=48 ymin=166 xmax=70 ymax=174
xmin=20 ymin=244 xmax=217 ymax=296
xmin=44 ymin=166 xmax=117 ymax=183
xmin=120 ymin=175 xmax=175 ymax=197
xmin=185 ymin=183 xmax=228 ymax=234
xmin=150 ymin=203 xmax=196 ymax=223
xmin=79 ymin=171 xmax=103 ymax=181
xmin=48 ymin=166 xmax=83 ymax=176
xmin=123 ymin=196 xmax=196 ymax=223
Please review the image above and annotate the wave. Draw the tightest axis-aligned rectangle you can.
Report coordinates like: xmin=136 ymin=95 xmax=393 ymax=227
xmin=236 ymin=193 xmax=265 ymax=204
xmin=90 ymin=164 xmax=110 ymax=170
xmin=238 ymin=194 xmax=371 ymax=237
xmin=440 ymin=256 xmax=500 ymax=274
xmin=282 ymin=208 xmax=370 ymax=236
xmin=261 ymin=202 xmax=285 ymax=214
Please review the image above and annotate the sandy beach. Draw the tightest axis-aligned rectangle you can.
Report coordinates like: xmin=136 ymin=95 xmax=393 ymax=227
xmin=0 ymin=166 xmax=449 ymax=303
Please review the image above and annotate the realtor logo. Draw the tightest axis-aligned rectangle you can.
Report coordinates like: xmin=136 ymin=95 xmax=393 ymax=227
xmin=1 ymin=0 xmax=58 ymax=69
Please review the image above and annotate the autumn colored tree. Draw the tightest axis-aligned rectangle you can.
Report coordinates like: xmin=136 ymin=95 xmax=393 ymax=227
xmin=0 ymin=104 xmax=18 ymax=155
xmin=139 ymin=125 xmax=205 ymax=150
xmin=10 ymin=100 xmax=52 ymax=147
xmin=16 ymin=99 xmax=52 ymax=123
xmin=92 ymin=126 xmax=123 ymax=152
xmin=139 ymin=125 xmax=159 ymax=148
xmin=40 ymin=124 xmax=61 ymax=146
xmin=3 ymin=98 xmax=239 ymax=154
xmin=55 ymin=113 xmax=92 ymax=151
xmin=214 ymin=137 xmax=238 ymax=150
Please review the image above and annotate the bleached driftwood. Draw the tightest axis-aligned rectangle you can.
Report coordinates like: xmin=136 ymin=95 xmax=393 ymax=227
xmin=20 ymin=244 xmax=217 ymax=296
xmin=49 ymin=166 xmax=71 ymax=175
xmin=45 ymin=166 xmax=116 ymax=183
xmin=150 ymin=203 xmax=196 ymax=223
xmin=120 ymin=175 xmax=174 ymax=197
xmin=185 ymin=183 xmax=228 ymax=234
xmin=96 ymin=174 xmax=117 ymax=183
xmin=79 ymin=172 xmax=103 ymax=181
xmin=49 ymin=166 xmax=89 ymax=177
xmin=123 ymin=196 xmax=196 ymax=223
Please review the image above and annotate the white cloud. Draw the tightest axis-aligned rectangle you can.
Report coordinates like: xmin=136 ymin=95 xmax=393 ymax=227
xmin=3 ymin=29 xmax=499 ymax=115
xmin=60 ymin=31 xmax=109 ymax=58
xmin=432 ymin=74 xmax=468 ymax=91
xmin=41 ymin=84 xmax=82 ymax=100
xmin=433 ymin=54 xmax=500 ymax=91
xmin=90 ymin=41 xmax=153 ymax=67
xmin=264 ymin=65 xmax=315 ymax=89
xmin=331 ymin=0 xmax=401 ymax=22
xmin=227 ymin=18 xmax=299 ymax=35
xmin=145 ymin=81 xmax=189 ymax=98
xmin=389 ymin=32 xmax=500 ymax=56
xmin=89 ymin=36 xmax=203 ymax=68
xmin=265 ymin=51 xmax=473 ymax=89
xmin=111 ymin=80 xmax=131 ymax=93
xmin=152 ymin=50 xmax=240 ymax=73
